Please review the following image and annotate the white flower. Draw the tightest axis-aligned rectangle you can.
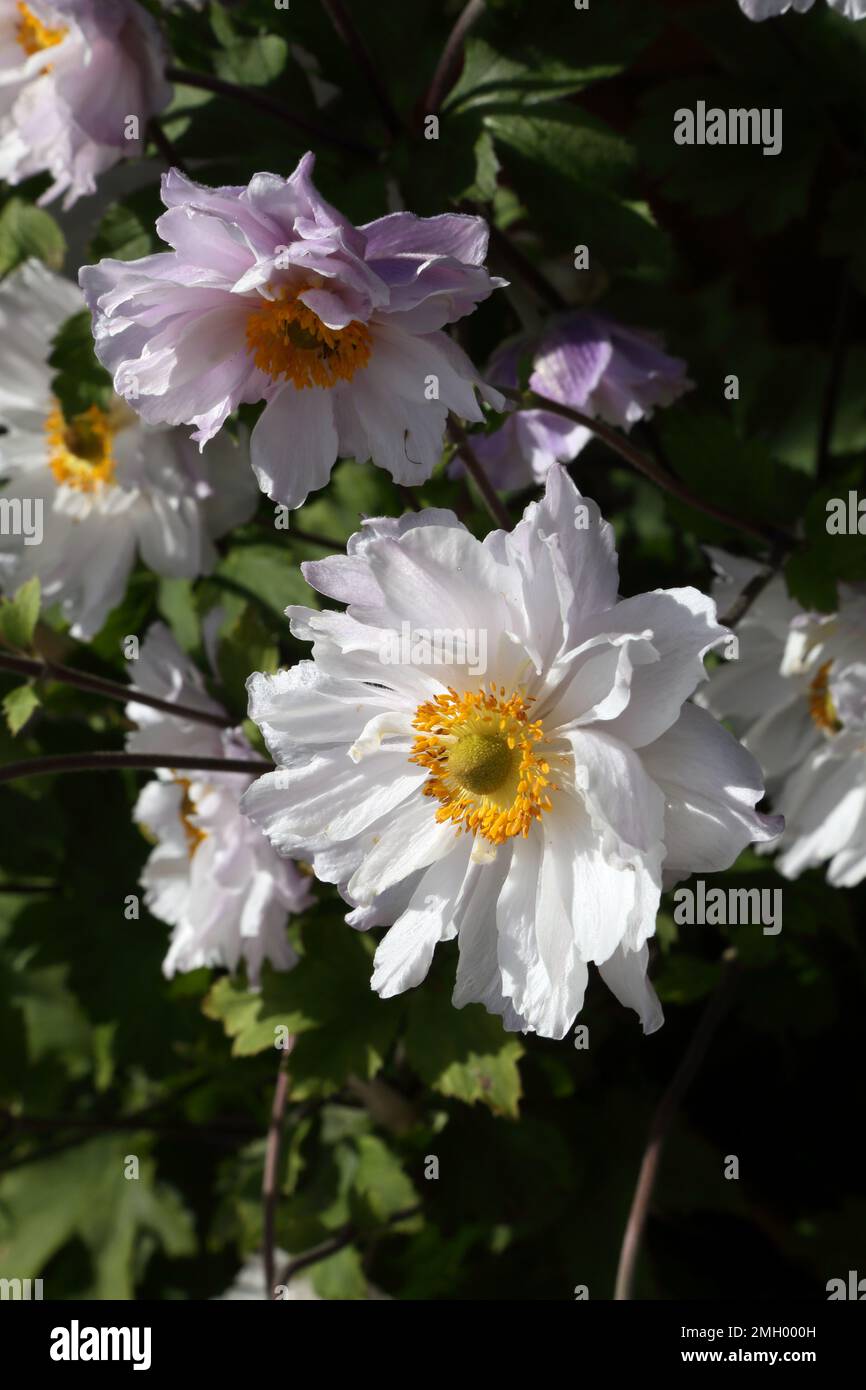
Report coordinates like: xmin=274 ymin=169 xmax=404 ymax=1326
xmin=700 ymin=550 xmax=866 ymax=886
xmin=0 ymin=260 xmax=257 ymax=640
xmin=738 ymin=0 xmax=866 ymax=18
xmin=241 ymin=469 xmax=779 ymax=1040
xmin=128 ymin=624 xmax=313 ymax=981
xmin=0 ymin=0 xmax=172 ymax=208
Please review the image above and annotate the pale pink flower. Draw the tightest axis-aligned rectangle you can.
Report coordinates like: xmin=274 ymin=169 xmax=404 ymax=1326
xmin=80 ymin=153 xmax=505 ymax=507
xmin=0 ymin=0 xmax=171 ymax=208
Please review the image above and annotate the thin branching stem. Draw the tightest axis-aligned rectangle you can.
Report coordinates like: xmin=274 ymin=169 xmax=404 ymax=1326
xmin=0 ymin=651 xmax=232 ymax=729
xmin=613 ymin=955 xmax=739 ymax=1300
xmin=498 ymin=387 xmax=792 ymax=548
xmin=262 ymin=1054 xmax=291 ymax=1299
xmin=0 ymin=751 xmax=267 ymax=786
xmin=147 ymin=117 xmax=187 ymax=174
xmin=448 ymin=419 xmax=512 ymax=530
xmin=424 ymin=0 xmax=487 ymax=114
xmin=319 ymin=0 xmax=403 ymax=138
xmin=273 ymin=1206 xmax=421 ymax=1297
xmin=165 ymin=66 xmax=376 ymax=160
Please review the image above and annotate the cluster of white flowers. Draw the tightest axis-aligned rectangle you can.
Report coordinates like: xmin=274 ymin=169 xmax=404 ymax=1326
xmin=700 ymin=552 xmax=866 ymax=887
xmin=0 ymin=5 xmax=860 ymax=1042
xmin=0 ymin=260 xmax=257 ymax=638
xmin=126 ymin=625 xmax=312 ymax=981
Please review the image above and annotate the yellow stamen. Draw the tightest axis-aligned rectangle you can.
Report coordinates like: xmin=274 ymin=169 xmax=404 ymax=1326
xmin=808 ymin=660 xmax=841 ymax=735
xmin=245 ymin=288 xmax=371 ymax=389
xmin=16 ymin=2 xmax=66 ymax=56
xmin=45 ymin=401 xmax=117 ymax=493
xmin=410 ymin=684 xmax=557 ymax=845
xmin=175 ymin=778 xmax=207 ymax=858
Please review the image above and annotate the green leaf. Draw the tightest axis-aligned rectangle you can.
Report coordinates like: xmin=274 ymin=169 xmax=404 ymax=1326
xmin=48 ymin=311 xmax=114 ymax=418
xmin=485 ymin=105 xmax=634 ymax=192
xmin=784 ymin=467 xmax=866 ymax=612
xmin=0 ymin=198 xmax=65 ymax=276
xmin=216 ymin=603 xmax=279 ymax=718
xmin=3 ymin=684 xmax=40 ymax=736
xmin=404 ymin=971 xmax=524 ymax=1118
xmin=203 ymin=923 xmax=404 ymax=1096
xmin=463 ymin=128 xmax=501 ymax=202
xmin=208 ymin=0 xmax=237 ymax=48
xmin=88 ymin=200 xmax=156 ymax=264
xmin=219 ymin=33 xmax=288 ymax=87
xmin=653 ymin=954 xmax=720 ymax=1006
xmin=784 ymin=549 xmax=838 ymax=614
xmin=285 ymin=978 xmax=403 ymax=1099
xmin=446 ymin=37 xmax=619 ymax=114
xmin=87 ymin=569 xmax=158 ymax=662
xmin=0 ymin=1136 xmax=194 ymax=1297
xmin=656 ymin=408 xmax=807 ymax=531
xmin=350 ymin=1134 xmax=418 ymax=1225
xmin=216 ymin=543 xmax=317 ymax=620
xmin=310 ymin=1244 xmax=367 ymax=1300
xmin=202 ymin=970 xmax=312 ymax=1058
xmin=211 ymin=2 xmax=288 ymax=87
xmin=156 ymin=578 xmax=200 ymax=654
xmin=11 ymin=962 xmax=95 ymax=1077
xmin=0 ymin=576 xmax=41 ymax=651
xmin=298 ymin=458 xmax=400 ymax=542
xmin=445 ymin=3 xmax=660 ymax=114
xmin=487 ymin=108 xmax=671 ymax=277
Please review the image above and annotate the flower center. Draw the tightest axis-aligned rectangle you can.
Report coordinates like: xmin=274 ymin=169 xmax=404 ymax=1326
xmin=245 ymin=289 xmax=372 ymax=389
xmin=16 ymin=2 xmax=67 ymax=55
xmin=808 ymin=659 xmax=841 ymax=734
xmin=176 ymin=778 xmax=207 ymax=858
xmin=46 ymin=401 xmax=117 ymax=492
xmin=447 ymin=731 xmax=516 ymax=795
xmin=410 ymin=684 xmax=556 ymax=844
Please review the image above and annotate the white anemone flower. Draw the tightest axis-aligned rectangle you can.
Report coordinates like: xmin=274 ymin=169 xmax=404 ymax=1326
xmin=0 ymin=260 xmax=257 ymax=640
xmin=700 ymin=550 xmax=866 ymax=886
xmin=128 ymin=624 xmax=313 ymax=981
xmin=241 ymin=469 xmax=779 ymax=1040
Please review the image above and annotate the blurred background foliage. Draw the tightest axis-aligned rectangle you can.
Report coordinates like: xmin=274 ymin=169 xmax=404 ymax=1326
xmin=0 ymin=0 xmax=864 ymax=1300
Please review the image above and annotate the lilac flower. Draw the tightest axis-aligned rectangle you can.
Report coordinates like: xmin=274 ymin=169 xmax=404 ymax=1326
xmin=468 ymin=312 xmax=691 ymax=490
xmin=0 ymin=1 xmax=171 ymax=208
xmin=79 ymin=153 xmax=505 ymax=508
